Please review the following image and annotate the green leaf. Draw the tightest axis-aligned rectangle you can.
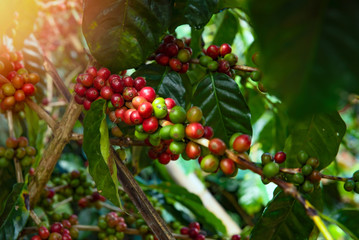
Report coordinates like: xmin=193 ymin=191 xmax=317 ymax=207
xmin=189 ymin=28 xmax=204 ymax=58
xmin=212 ymin=10 xmax=239 ymax=46
xmin=171 ymin=0 xmax=218 ymax=29
xmin=192 ymin=73 xmax=252 ymax=144
xmin=331 ymin=209 xmax=359 ymax=239
xmin=0 ymin=0 xmax=38 ymax=48
xmin=148 ymin=182 xmax=227 ymax=234
xmin=132 ymin=63 xmax=192 ymax=108
xmin=217 ymin=0 xmax=247 ymax=10
xmin=284 ymin=112 xmax=346 ymax=170
xmin=0 ymin=166 xmax=16 ymax=215
xmin=250 ymin=191 xmax=314 ymax=240
xmin=249 ymin=0 xmax=359 ymax=116
xmin=83 ymin=99 xmax=121 ymax=207
xmin=83 ymin=0 xmax=171 ymax=72
xmin=0 ymin=183 xmax=29 ymax=240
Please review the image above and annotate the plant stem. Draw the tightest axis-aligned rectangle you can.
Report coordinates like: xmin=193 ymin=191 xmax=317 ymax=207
xmin=189 ymin=58 xmax=259 ymax=72
xmin=25 ymin=98 xmax=57 ymax=131
xmin=70 ymin=133 xmax=146 ymax=147
xmin=52 ymin=197 xmax=73 ymax=209
xmin=319 ymin=173 xmax=350 ymax=182
xmin=29 ymin=210 xmax=42 ymax=226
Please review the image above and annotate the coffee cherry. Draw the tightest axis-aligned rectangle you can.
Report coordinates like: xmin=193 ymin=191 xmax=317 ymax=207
xmin=180 ymin=227 xmax=189 ymax=235
xmin=123 ymin=109 xmax=136 ymax=125
xmin=97 ymin=67 xmax=111 ymax=80
xmin=185 ymin=142 xmax=201 ymax=159
xmin=302 ymin=164 xmax=313 ymax=176
xmin=297 ymin=150 xmax=309 ymax=165
xmin=218 ymin=60 xmax=230 ymax=73
xmin=291 ymin=173 xmax=304 ymax=184
xmin=308 ymin=170 xmax=321 ymax=183
xmin=207 ymin=61 xmax=219 ymax=71
xmin=79 ymin=73 xmax=94 ymax=87
xmin=169 ymin=106 xmax=186 ymax=123
xmin=138 ymin=102 xmax=153 ymax=118
xmin=232 ymin=134 xmax=251 ymax=153
xmin=353 ymin=170 xmax=359 ymax=181
xmin=111 ymin=94 xmax=124 ymax=108
xmin=306 ymin=157 xmax=319 ymax=169
xmin=116 ymin=222 xmax=127 ymax=232
xmin=188 ymin=227 xmax=199 ymax=238
xmin=169 ymin=58 xmax=182 ymax=72
xmin=2 ymin=96 xmax=16 ymax=109
xmin=100 ymin=86 xmax=113 ymax=100
xmin=130 ymin=110 xmax=143 ymax=124
xmin=199 ymin=55 xmax=212 ymax=67
xmin=186 ymin=106 xmax=202 ymax=123
xmin=85 ymin=88 xmax=99 ymax=101
xmin=155 ymin=53 xmax=170 ymax=66
xmin=185 ymin=123 xmax=204 ymax=139
xmin=134 ymin=77 xmax=146 ymax=90
xmin=231 ymin=234 xmax=241 ymax=240
xmin=93 ymin=76 xmax=106 ymax=90
xmin=302 ymin=180 xmax=314 ymax=193
xmin=165 ymin=98 xmax=176 ymax=109
xmin=86 ymin=66 xmax=97 ymax=77
xmin=38 ymin=226 xmax=50 ymax=239
xmin=208 ymin=138 xmax=226 ymax=155
xmin=219 ymin=43 xmax=232 ymax=57
xmin=110 ymin=77 xmax=124 ymax=93
xmin=163 ymin=35 xmax=175 ymax=44
xmin=220 ymin=158 xmax=236 ymax=176
xmin=203 ymin=126 xmax=214 ymax=139
xmin=170 ymin=124 xmax=185 ymax=141
xmin=22 ymin=83 xmax=35 ymax=96
xmin=250 ymin=71 xmax=262 ymax=82
xmin=74 ymin=94 xmax=84 ymax=105
xmin=48 ymin=232 xmax=62 ymax=240
xmin=152 ymin=101 xmax=167 ymax=119
xmin=18 ymin=137 xmax=28 ymax=147
xmin=165 ymin=43 xmax=179 ymax=57
xmin=179 ymin=62 xmax=189 ymax=73
xmin=31 ymin=235 xmax=41 ymax=240
xmin=6 ymin=137 xmax=18 ymax=148
xmin=123 ymin=76 xmax=134 ymax=87
xmin=274 ymin=151 xmax=286 ymax=164
xmin=132 ymin=96 xmax=147 ymax=109
xmin=261 ymin=153 xmax=272 ymax=165
xmin=263 ymin=162 xmax=279 ymax=178
xmin=11 ymin=75 xmax=24 ymax=89
xmin=83 ymin=99 xmax=91 ymax=110
xmin=74 ymin=83 xmax=86 ymax=97
xmin=344 ymin=180 xmax=355 ymax=191
xmin=177 ymin=49 xmax=191 ymax=63
xmin=200 ymin=154 xmax=219 ymax=173
xmin=169 ymin=141 xmax=185 ymax=155
xmin=252 ymin=52 xmax=260 ymax=66
xmin=196 ymin=235 xmax=205 ymax=240
xmin=159 ymin=125 xmax=172 ymax=140
xmin=189 ymin=222 xmax=200 ymax=230
xmin=50 ymin=222 xmax=63 ymax=234
xmin=206 ymin=45 xmax=219 ymax=59
xmin=159 ymin=152 xmax=171 ymax=164
xmin=123 ymin=87 xmax=138 ymax=101
xmin=139 ymin=87 xmax=156 ymax=102
xmin=143 ymin=116 xmax=158 ymax=133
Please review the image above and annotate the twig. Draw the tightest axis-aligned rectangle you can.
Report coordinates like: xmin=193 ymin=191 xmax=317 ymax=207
xmin=25 ymin=98 xmax=57 ymax=131
xmin=189 ymin=58 xmax=259 ymax=73
xmin=29 ymin=210 xmax=42 ymax=226
xmin=28 ymin=97 xmax=83 ymax=208
xmin=319 ymin=174 xmax=350 ymax=182
xmin=99 ymin=201 xmax=124 ymax=213
xmin=52 ymin=197 xmax=73 ymax=209
xmin=70 ymin=133 xmax=146 ymax=147
xmin=280 ymin=168 xmax=301 ymax=174
xmin=52 ymin=184 xmax=67 ymax=192
xmin=6 ymin=110 xmax=15 ymax=138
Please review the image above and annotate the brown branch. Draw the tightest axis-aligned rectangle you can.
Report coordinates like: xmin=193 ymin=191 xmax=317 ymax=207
xmin=25 ymin=98 xmax=57 ymax=131
xmin=28 ymin=97 xmax=83 ymax=208
xmin=29 ymin=210 xmax=42 ymax=226
xmin=70 ymin=133 xmax=146 ymax=147
xmin=280 ymin=168 xmax=301 ymax=174
xmin=53 ymin=197 xmax=73 ymax=209
xmin=189 ymin=58 xmax=259 ymax=72
xmin=110 ymin=147 xmax=175 ymax=240
xmin=319 ymin=173 xmax=350 ymax=182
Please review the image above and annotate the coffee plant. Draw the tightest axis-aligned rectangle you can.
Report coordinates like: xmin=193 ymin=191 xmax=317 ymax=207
xmin=0 ymin=0 xmax=358 ymax=240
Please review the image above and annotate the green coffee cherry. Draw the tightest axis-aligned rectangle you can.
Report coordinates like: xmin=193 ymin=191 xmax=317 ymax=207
xmin=199 ymin=55 xmax=212 ymax=67
xmin=292 ymin=173 xmax=305 ymax=184
xmin=297 ymin=150 xmax=308 ymax=165
xmin=261 ymin=153 xmax=273 ymax=165
xmin=302 ymin=180 xmax=314 ymax=193
xmin=159 ymin=125 xmax=172 ymax=140
xmin=353 ymin=170 xmax=359 ymax=182
xmin=263 ymin=162 xmax=279 ymax=178
xmin=344 ymin=180 xmax=355 ymax=192
xmin=302 ymin=164 xmax=313 ymax=176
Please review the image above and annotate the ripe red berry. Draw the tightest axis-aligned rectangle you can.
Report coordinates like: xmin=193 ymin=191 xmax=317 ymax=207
xmin=50 ymin=222 xmax=64 ymax=233
xmin=111 ymin=94 xmax=124 ymax=108
xmin=185 ymin=123 xmax=204 ymax=139
xmin=220 ymin=158 xmax=236 ymax=176
xmin=232 ymin=134 xmax=251 ymax=153
xmin=219 ymin=43 xmax=232 ymax=56
xmin=203 ymin=126 xmax=214 ymax=139
xmin=74 ymin=94 xmax=84 ymax=105
xmin=134 ymin=77 xmax=146 ymax=90
xmin=74 ymin=83 xmax=86 ymax=97
xmin=180 ymin=227 xmax=189 ymax=235
xmin=139 ymin=87 xmax=156 ymax=102
xmin=165 ymin=98 xmax=176 ymax=109
xmin=142 ymin=116 xmax=158 ymax=133
xmin=78 ymin=73 xmax=94 ymax=87
xmin=31 ymin=236 xmax=42 ymax=240
xmin=159 ymin=152 xmax=171 ymax=164
xmin=155 ymin=53 xmax=170 ymax=66
xmin=115 ymin=106 xmax=127 ymax=121
xmin=85 ymin=88 xmax=99 ymax=101
xmin=274 ymin=151 xmax=286 ymax=164
xmin=163 ymin=35 xmax=175 ymax=44
xmin=206 ymin=45 xmax=219 ymax=59
xmin=188 ymin=228 xmax=199 ymax=238
xmin=97 ymin=67 xmax=111 ymax=80
xmin=86 ymin=66 xmax=97 ymax=77
xmin=68 ymin=214 xmax=79 ymax=225
xmin=208 ymin=138 xmax=226 ymax=155
xmin=93 ymin=76 xmax=106 ymax=90
xmin=165 ymin=43 xmax=179 ymax=57
xmin=29 ymin=167 xmax=35 ymax=176
xmin=218 ymin=60 xmax=230 ymax=73
xmin=123 ymin=87 xmax=138 ymax=101
xmin=14 ymin=90 xmax=25 ymax=102
xmin=62 ymin=234 xmax=72 ymax=240
xmin=7 ymin=71 xmax=17 ymax=80
xmin=130 ymin=110 xmax=143 ymax=124
xmin=110 ymin=77 xmax=124 ymax=93
xmin=179 ymin=62 xmax=189 ymax=73
xmin=231 ymin=234 xmax=241 ymax=240
xmin=123 ymin=76 xmax=134 ymax=87
xmin=148 ymin=149 xmax=159 ymax=159
xmin=78 ymin=197 xmax=88 ymax=208
xmin=38 ymin=226 xmax=50 ymax=239
xmin=62 ymin=219 xmax=72 ymax=229
xmin=132 ymin=96 xmax=147 ymax=109
xmin=169 ymin=58 xmax=182 ymax=72
xmin=195 ymin=234 xmax=205 ymax=240
xmin=22 ymin=83 xmax=35 ymax=96
xmin=189 ymin=222 xmax=200 ymax=230
xmin=83 ymin=99 xmax=92 ymax=110
xmin=185 ymin=142 xmax=201 ymax=159
xmin=123 ymin=109 xmax=136 ymax=125
xmin=100 ymin=86 xmax=113 ymax=100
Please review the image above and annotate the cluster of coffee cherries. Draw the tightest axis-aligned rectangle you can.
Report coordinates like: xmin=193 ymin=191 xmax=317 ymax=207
xmin=0 ymin=136 xmax=36 ymax=168
xmin=198 ymin=43 xmax=238 ymax=76
xmin=52 ymin=170 xmax=94 ymax=202
xmin=97 ymin=212 xmax=128 ymax=240
xmin=154 ymin=35 xmax=192 ymax=73
xmin=78 ymin=191 xmax=106 ymax=209
xmin=180 ymin=222 xmax=206 ymax=240
xmin=343 ymin=170 xmax=359 ymax=193
xmin=74 ymin=66 xmax=142 ymax=110
xmin=31 ymin=215 xmax=79 ymax=240
xmin=260 ymin=151 xmax=287 ymax=181
xmin=38 ymin=187 xmax=56 ymax=211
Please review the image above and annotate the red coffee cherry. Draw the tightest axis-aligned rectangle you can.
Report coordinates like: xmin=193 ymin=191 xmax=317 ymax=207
xmin=130 ymin=110 xmax=143 ymax=124
xmin=274 ymin=151 xmax=286 ymax=164
xmin=139 ymin=87 xmax=156 ymax=102
xmin=93 ymin=76 xmax=106 ymax=90
xmin=134 ymin=77 xmax=146 ymax=90
xmin=155 ymin=53 xmax=170 ymax=66
xmin=85 ymin=88 xmax=99 ymax=101
xmin=169 ymin=58 xmax=182 ymax=72
xmin=86 ymin=66 xmax=97 ymax=77
xmin=100 ymin=86 xmax=113 ymax=100
xmin=142 ymin=116 xmax=158 ymax=133
xmin=123 ymin=76 xmax=134 ymax=87
xmin=22 ymin=83 xmax=35 ymax=96
xmin=111 ymin=94 xmax=124 ymax=108
xmin=97 ymin=67 xmax=111 ymax=80
xmin=203 ymin=126 xmax=214 ymax=139
xmin=220 ymin=158 xmax=236 ymax=176
xmin=232 ymin=134 xmax=251 ymax=153
xmin=74 ymin=83 xmax=86 ymax=97
xmin=165 ymin=98 xmax=176 ymax=109
xmin=38 ymin=226 xmax=50 ymax=239
xmin=208 ymin=138 xmax=226 ymax=155
xmin=159 ymin=152 xmax=171 ymax=164
xmin=185 ymin=142 xmax=201 ymax=159
xmin=206 ymin=45 xmax=219 ymax=59
xmin=138 ymin=102 xmax=153 ymax=118
xmin=185 ymin=123 xmax=204 ymax=139
xmin=219 ymin=43 xmax=232 ymax=56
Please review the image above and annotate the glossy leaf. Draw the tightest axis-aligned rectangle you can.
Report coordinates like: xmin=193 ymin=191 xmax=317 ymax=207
xmin=192 ymin=73 xmax=252 ymax=144
xmin=217 ymin=0 xmax=247 ymax=10
xmin=0 ymin=0 xmax=38 ymax=48
xmin=148 ymin=182 xmax=227 ymax=234
xmin=212 ymin=10 xmax=239 ymax=46
xmin=189 ymin=28 xmax=204 ymax=59
xmin=250 ymin=191 xmax=314 ymax=240
xmin=132 ymin=63 xmax=192 ymax=108
xmin=0 ymin=183 xmax=29 ymax=240
xmin=249 ymin=0 xmax=359 ymax=116
xmin=0 ymin=167 xmax=16 ymax=217
xmin=83 ymin=0 xmax=171 ymax=72
xmin=170 ymin=0 xmax=218 ymax=30
xmin=332 ymin=209 xmax=359 ymax=239
xmin=83 ymin=99 xmax=121 ymax=206
xmin=284 ymin=112 xmax=346 ymax=170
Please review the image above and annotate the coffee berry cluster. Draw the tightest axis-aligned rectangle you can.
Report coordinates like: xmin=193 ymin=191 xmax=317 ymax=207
xmin=343 ymin=170 xmax=359 ymax=193
xmin=31 ymin=214 xmax=79 ymax=240
xmin=260 ymin=151 xmax=287 ymax=181
xmin=154 ymin=35 xmax=192 ymax=73
xmin=199 ymin=43 xmax=238 ymax=76
xmin=0 ymin=49 xmax=40 ymax=112
xmin=97 ymin=212 xmax=128 ymax=240
xmin=0 ymin=136 xmax=36 ymax=168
